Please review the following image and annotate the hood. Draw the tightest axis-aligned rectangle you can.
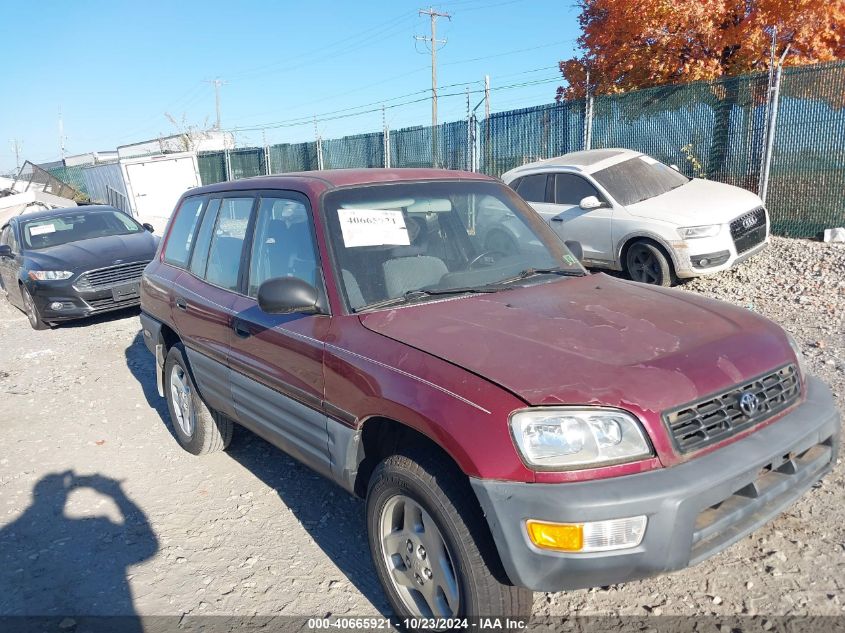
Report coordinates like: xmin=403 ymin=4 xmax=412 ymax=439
xmin=26 ymin=232 xmax=159 ymax=272
xmin=627 ymin=178 xmax=763 ymax=225
xmin=359 ymin=274 xmax=793 ymax=415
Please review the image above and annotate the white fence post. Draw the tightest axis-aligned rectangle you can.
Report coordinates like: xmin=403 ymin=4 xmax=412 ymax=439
xmin=759 ymin=45 xmax=790 ymax=205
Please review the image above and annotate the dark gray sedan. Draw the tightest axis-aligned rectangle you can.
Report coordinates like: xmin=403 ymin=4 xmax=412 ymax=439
xmin=0 ymin=205 xmax=158 ymax=329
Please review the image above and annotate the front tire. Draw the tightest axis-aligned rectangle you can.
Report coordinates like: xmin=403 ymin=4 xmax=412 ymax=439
xmin=624 ymin=240 xmax=676 ymax=286
xmin=366 ymin=448 xmax=533 ymax=622
xmin=164 ymin=344 xmax=232 ymax=455
xmin=21 ymin=285 xmax=48 ymax=330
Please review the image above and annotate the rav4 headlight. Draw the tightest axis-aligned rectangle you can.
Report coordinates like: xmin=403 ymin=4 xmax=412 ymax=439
xmin=28 ymin=270 xmax=73 ymax=281
xmin=678 ymin=224 xmax=721 ymax=239
xmin=785 ymin=332 xmax=807 ymax=381
xmin=510 ymin=408 xmax=653 ymax=470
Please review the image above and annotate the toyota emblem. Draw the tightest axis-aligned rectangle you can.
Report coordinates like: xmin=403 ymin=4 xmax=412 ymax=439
xmin=739 ymin=391 xmax=760 ymax=416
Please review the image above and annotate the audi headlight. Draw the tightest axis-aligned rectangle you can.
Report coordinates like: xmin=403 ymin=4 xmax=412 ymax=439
xmin=678 ymin=224 xmax=721 ymax=239
xmin=28 ymin=270 xmax=73 ymax=281
xmin=510 ymin=408 xmax=653 ymax=470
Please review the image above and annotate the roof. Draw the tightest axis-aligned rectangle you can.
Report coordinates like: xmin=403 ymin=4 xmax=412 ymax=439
xmin=13 ymin=205 xmax=119 ymax=222
xmin=502 ymin=148 xmax=642 ymax=179
xmin=191 ymin=168 xmax=495 ymax=198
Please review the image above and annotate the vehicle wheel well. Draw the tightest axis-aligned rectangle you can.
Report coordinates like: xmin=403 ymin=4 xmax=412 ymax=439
xmin=159 ymin=323 xmax=181 ymax=352
xmin=354 ymin=418 xmax=463 ymax=498
xmin=621 ymin=235 xmax=675 ymax=271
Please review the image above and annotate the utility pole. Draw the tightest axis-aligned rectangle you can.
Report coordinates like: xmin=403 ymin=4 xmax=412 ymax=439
xmin=205 ymin=78 xmax=226 ymax=130
xmin=416 ymin=7 xmax=450 ymax=167
xmin=484 ymin=75 xmax=491 ymax=172
xmin=9 ymin=139 xmax=22 ymax=171
xmin=58 ymin=106 xmax=66 ymax=159
xmin=382 ymin=104 xmax=391 ymax=168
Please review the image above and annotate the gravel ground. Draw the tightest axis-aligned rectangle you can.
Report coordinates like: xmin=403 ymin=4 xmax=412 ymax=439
xmin=0 ymin=236 xmax=842 ymax=621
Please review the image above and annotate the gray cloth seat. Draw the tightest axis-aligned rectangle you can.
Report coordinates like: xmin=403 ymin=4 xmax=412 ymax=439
xmin=382 ymin=256 xmax=448 ymax=298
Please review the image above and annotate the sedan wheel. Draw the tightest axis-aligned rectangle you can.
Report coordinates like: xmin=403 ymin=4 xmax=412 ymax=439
xmin=21 ymin=286 xmax=48 ymax=330
xmin=378 ymin=494 xmax=460 ymax=618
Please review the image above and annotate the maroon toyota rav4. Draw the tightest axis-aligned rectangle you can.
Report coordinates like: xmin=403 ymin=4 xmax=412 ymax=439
xmin=140 ymin=169 xmax=839 ymax=621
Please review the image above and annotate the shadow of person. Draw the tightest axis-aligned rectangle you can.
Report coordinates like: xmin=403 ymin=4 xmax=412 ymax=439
xmin=0 ymin=471 xmax=158 ymax=630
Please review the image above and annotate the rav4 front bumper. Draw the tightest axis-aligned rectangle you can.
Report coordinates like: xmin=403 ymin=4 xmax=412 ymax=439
xmin=471 ymin=375 xmax=840 ymax=592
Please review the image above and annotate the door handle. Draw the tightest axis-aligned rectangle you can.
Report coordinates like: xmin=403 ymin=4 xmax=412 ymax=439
xmin=233 ymin=321 xmax=252 ymax=338
xmin=175 ymin=297 xmax=188 ymax=311
xmin=551 ymin=216 xmax=564 ymax=222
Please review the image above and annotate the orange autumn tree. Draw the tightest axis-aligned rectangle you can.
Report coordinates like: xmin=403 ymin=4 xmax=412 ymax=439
xmin=557 ymin=0 xmax=845 ymax=177
xmin=558 ymin=0 xmax=845 ymax=99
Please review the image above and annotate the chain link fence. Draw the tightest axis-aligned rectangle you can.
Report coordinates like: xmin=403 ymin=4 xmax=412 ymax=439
xmin=190 ymin=61 xmax=844 ymax=237
xmin=13 ymin=161 xmax=87 ymax=201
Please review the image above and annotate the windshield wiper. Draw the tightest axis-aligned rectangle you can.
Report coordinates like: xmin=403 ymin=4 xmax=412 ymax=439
xmin=495 ymin=267 xmax=585 ymax=285
xmin=354 ymin=287 xmax=501 ymax=313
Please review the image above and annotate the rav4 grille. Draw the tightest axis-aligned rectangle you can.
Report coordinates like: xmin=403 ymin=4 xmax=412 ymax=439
xmin=664 ymin=364 xmax=800 ymax=454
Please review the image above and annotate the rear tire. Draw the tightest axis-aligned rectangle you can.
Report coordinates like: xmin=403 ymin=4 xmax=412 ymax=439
xmin=624 ymin=240 xmax=675 ymax=287
xmin=164 ymin=343 xmax=232 ymax=455
xmin=366 ymin=447 xmax=533 ymax=623
xmin=21 ymin=285 xmax=48 ymax=330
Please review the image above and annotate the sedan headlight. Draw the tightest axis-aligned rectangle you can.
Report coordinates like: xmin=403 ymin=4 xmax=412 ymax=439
xmin=678 ymin=224 xmax=721 ymax=239
xmin=510 ymin=408 xmax=653 ymax=470
xmin=28 ymin=270 xmax=73 ymax=281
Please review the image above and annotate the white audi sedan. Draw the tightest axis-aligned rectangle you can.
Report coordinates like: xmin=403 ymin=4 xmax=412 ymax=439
xmin=499 ymin=149 xmax=769 ymax=286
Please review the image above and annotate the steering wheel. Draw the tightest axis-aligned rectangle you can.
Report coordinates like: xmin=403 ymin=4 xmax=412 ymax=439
xmin=467 ymin=250 xmax=507 ymax=270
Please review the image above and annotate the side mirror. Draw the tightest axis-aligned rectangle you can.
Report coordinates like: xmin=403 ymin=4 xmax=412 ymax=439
xmin=257 ymin=277 xmax=319 ymax=315
xmin=142 ymin=222 xmax=155 ymax=233
xmin=564 ymin=240 xmax=584 ymax=262
xmin=0 ymin=244 xmax=12 ymax=258
xmin=579 ymin=195 xmax=603 ymax=210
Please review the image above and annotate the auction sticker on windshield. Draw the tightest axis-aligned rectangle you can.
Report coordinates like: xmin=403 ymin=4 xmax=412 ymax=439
xmin=29 ymin=224 xmax=57 ymax=236
xmin=338 ymin=208 xmax=410 ymax=248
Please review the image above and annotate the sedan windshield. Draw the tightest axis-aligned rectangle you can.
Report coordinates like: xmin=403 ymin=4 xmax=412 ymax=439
xmin=22 ymin=209 xmax=144 ymax=250
xmin=322 ymin=180 xmax=585 ymax=311
xmin=592 ymin=155 xmax=689 ymax=206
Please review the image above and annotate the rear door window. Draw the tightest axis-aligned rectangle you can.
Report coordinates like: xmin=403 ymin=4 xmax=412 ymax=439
xmin=204 ymin=197 xmax=255 ymax=291
xmin=514 ymin=174 xmax=549 ymax=203
xmin=188 ymin=198 xmax=222 ymax=277
xmin=163 ymin=197 xmax=206 ymax=267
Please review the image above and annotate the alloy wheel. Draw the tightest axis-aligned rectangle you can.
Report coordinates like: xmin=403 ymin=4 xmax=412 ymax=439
xmin=169 ymin=365 xmax=195 ymax=437
xmin=629 ymin=247 xmax=662 ymax=284
xmin=378 ymin=494 xmax=460 ymax=618
xmin=22 ymin=288 xmax=39 ymax=327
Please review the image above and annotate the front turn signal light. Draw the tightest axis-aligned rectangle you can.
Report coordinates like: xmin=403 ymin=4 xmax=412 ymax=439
xmin=526 ymin=516 xmax=647 ymax=553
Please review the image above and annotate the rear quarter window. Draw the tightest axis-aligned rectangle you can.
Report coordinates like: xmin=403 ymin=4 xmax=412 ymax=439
xmin=163 ymin=197 xmax=206 ymax=267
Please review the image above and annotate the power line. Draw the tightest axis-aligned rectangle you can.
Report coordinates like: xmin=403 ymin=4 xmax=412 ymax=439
xmin=223 ymin=74 xmax=562 ymax=134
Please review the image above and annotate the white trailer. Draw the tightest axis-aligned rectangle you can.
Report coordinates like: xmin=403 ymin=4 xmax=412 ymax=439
xmin=120 ymin=152 xmax=201 ymax=232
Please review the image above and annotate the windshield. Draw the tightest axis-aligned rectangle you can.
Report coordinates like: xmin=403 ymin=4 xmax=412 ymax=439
xmin=592 ymin=155 xmax=689 ymax=206
xmin=322 ymin=180 xmax=585 ymax=311
xmin=22 ymin=209 xmax=144 ymax=250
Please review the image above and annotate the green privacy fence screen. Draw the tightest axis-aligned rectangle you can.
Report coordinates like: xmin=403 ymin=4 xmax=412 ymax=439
xmin=193 ymin=61 xmax=845 ymax=236
xmin=764 ymin=62 xmax=845 ymax=236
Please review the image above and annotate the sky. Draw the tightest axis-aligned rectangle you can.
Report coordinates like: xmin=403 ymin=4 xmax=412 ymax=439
xmin=0 ymin=0 xmax=582 ymax=173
